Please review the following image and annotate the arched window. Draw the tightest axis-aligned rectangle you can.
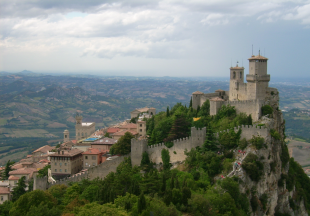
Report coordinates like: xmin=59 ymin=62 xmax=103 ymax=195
xmin=233 ymin=71 xmax=236 ymax=79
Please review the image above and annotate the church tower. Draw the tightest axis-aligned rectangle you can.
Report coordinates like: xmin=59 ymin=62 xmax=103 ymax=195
xmin=75 ymin=113 xmax=83 ymax=140
xmin=63 ymin=129 xmax=69 ymax=143
xmin=246 ymin=52 xmax=270 ymax=100
xmin=229 ymin=62 xmax=245 ymax=100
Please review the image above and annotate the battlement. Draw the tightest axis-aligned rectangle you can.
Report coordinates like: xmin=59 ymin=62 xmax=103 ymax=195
xmin=224 ymin=99 xmax=264 ymax=105
xmin=215 ymin=124 xmax=269 ymax=140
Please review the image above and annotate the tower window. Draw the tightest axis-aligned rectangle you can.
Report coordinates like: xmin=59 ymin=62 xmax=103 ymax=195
xmin=233 ymin=71 xmax=236 ymax=79
xmin=240 ymin=72 xmax=242 ymax=78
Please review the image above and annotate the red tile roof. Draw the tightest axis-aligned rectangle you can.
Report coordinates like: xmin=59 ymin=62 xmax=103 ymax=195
xmin=33 ymin=145 xmax=54 ymax=153
xmin=82 ymin=148 xmax=103 ymax=155
xmin=192 ymin=91 xmax=203 ymax=95
xmin=112 ymin=130 xmax=138 ymax=136
xmin=0 ymin=187 xmax=10 ymax=194
xmin=50 ymin=148 xmax=83 ymax=157
xmin=107 ymin=128 xmax=120 ymax=134
xmin=8 ymin=175 xmax=19 ymax=180
xmin=119 ymin=123 xmax=137 ymax=129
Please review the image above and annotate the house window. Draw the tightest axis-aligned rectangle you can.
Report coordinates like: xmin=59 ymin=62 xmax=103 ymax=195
xmin=140 ymin=124 xmax=142 ymax=127
xmin=233 ymin=71 xmax=236 ymax=79
xmin=14 ymin=181 xmax=17 ymax=184
xmin=85 ymin=156 xmax=88 ymax=159
xmin=55 ymin=169 xmax=57 ymax=172
xmin=59 ymin=163 xmax=62 ymax=166
xmin=140 ymin=129 xmax=142 ymax=132
xmin=65 ymin=169 xmax=67 ymax=172
xmin=65 ymin=163 xmax=67 ymax=166
xmin=92 ymin=156 xmax=96 ymax=160
xmin=55 ymin=162 xmax=57 ymax=165
xmin=1 ymin=196 xmax=3 ymax=201
xmin=60 ymin=169 xmax=62 ymax=172
xmin=92 ymin=162 xmax=95 ymax=166
xmin=65 ymin=135 xmax=67 ymax=138
xmin=85 ymin=162 xmax=88 ymax=166
xmin=240 ymin=72 xmax=242 ymax=78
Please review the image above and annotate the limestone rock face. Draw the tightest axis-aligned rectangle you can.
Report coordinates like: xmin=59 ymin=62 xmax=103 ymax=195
xmin=236 ymin=107 xmax=308 ymax=215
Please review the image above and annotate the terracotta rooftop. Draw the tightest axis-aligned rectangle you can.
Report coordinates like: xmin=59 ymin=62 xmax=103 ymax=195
xmin=210 ymin=97 xmax=225 ymax=102
xmin=21 ymin=162 xmax=33 ymax=165
xmin=82 ymin=148 xmax=103 ymax=155
xmin=113 ymin=130 xmax=138 ymax=136
xmin=33 ymin=145 xmax=54 ymax=153
xmin=39 ymin=159 xmax=50 ymax=163
xmin=9 ymin=168 xmax=38 ymax=178
xmin=248 ymin=55 xmax=268 ymax=60
xmin=0 ymin=187 xmax=10 ymax=194
xmin=91 ymin=137 xmax=117 ymax=145
xmin=51 ymin=148 xmax=83 ymax=157
xmin=120 ymin=123 xmax=137 ymax=129
xmin=8 ymin=175 xmax=19 ymax=180
xmin=107 ymin=127 xmax=120 ymax=134
xmin=192 ymin=91 xmax=204 ymax=95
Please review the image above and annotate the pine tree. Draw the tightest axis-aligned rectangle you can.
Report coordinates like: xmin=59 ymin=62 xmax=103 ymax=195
xmin=175 ymin=177 xmax=180 ymax=189
xmin=196 ymin=105 xmax=200 ymax=117
xmin=138 ymin=192 xmax=146 ymax=213
xmin=2 ymin=160 xmax=14 ymax=180
xmin=203 ymin=124 xmax=218 ymax=152
xmin=161 ymin=149 xmax=171 ymax=170
xmin=166 ymin=106 xmax=170 ymax=117
xmin=12 ymin=176 xmax=27 ymax=202
xmin=189 ymin=97 xmax=192 ymax=108
xmin=247 ymin=114 xmax=253 ymax=125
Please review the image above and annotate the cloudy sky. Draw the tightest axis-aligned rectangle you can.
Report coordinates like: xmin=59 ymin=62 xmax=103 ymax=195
xmin=0 ymin=0 xmax=309 ymax=77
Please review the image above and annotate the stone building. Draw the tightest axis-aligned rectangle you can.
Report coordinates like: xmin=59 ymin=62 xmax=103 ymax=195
xmin=82 ymin=148 xmax=104 ymax=169
xmin=0 ymin=187 xmax=10 ymax=204
xmin=50 ymin=149 xmax=83 ymax=179
xmin=75 ymin=113 xmax=96 ymax=141
xmin=130 ymin=107 xmax=156 ymax=119
xmin=192 ymin=53 xmax=277 ymax=121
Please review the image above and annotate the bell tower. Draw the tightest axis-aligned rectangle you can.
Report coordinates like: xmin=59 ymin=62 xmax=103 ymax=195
xmin=246 ymin=52 xmax=270 ymax=100
xmin=63 ymin=129 xmax=69 ymax=143
xmin=229 ymin=62 xmax=244 ymax=101
xmin=75 ymin=113 xmax=83 ymax=140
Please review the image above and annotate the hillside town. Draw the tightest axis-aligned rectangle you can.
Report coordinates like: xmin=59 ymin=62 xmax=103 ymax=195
xmin=0 ymin=107 xmax=155 ymax=204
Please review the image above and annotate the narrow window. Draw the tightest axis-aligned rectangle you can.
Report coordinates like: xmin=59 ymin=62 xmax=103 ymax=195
xmin=240 ymin=72 xmax=242 ymax=78
xmin=233 ymin=71 xmax=236 ymax=79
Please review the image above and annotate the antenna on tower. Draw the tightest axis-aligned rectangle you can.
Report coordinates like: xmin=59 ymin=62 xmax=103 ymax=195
xmin=242 ymin=59 xmax=243 ymax=67
xmin=259 ymin=49 xmax=260 ymax=56
xmin=231 ymin=59 xmax=232 ymax=67
xmin=252 ymin=44 xmax=253 ymax=56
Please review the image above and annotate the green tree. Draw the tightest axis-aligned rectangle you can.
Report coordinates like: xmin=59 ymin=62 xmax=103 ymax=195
xmin=110 ymin=132 xmax=135 ymax=155
xmin=0 ymin=201 xmax=13 ymax=216
xmin=182 ymin=187 xmax=192 ymax=206
xmin=247 ymin=114 xmax=253 ymax=125
xmin=261 ymin=105 xmax=273 ymax=115
xmin=48 ymin=184 xmax=67 ymax=205
xmin=198 ymin=100 xmax=210 ymax=117
xmin=189 ymin=96 xmax=192 ymax=108
xmin=76 ymin=202 xmax=128 ymax=216
xmin=104 ymin=132 xmax=112 ymax=138
xmin=161 ymin=149 xmax=171 ymax=170
xmin=26 ymin=202 xmax=61 ymax=216
xmin=203 ymin=125 xmax=217 ymax=152
xmin=37 ymin=164 xmax=51 ymax=178
xmin=2 ymin=160 xmax=15 ymax=180
xmin=11 ymin=176 xmax=27 ymax=202
xmin=140 ymin=151 xmax=151 ymax=171
xmin=10 ymin=190 xmax=57 ymax=216
xmin=138 ymin=192 xmax=146 ymax=213
xmin=164 ymin=114 xmax=190 ymax=143
xmin=167 ymin=106 xmax=170 ymax=117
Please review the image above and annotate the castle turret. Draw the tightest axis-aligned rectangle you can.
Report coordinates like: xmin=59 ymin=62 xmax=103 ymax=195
xmin=246 ymin=53 xmax=270 ymax=100
xmin=63 ymin=129 xmax=69 ymax=143
xmin=192 ymin=91 xmax=204 ymax=109
xmin=229 ymin=63 xmax=245 ymax=100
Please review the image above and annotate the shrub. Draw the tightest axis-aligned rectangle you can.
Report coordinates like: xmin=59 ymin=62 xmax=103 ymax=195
xmin=239 ymin=138 xmax=248 ymax=150
xmin=242 ymin=153 xmax=264 ymax=182
xmin=270 ymin=129 xmax=281 ymax=140
xmin=250 ymin=135 xmax=265 ymax=150
xmin=261 ymin=105 xmax=273 ymax=116
xmin=250 ymin=196 xmax=259 ymax=212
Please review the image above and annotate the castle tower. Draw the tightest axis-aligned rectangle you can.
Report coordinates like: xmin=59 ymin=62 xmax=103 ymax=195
xmin=75 ymin=113 xmax=83 ymax=140
xmin=137 ymin=121 xmax=146 ymax=137
xmin=229 ymin=63 xmax=245 ymax=100
xmin=192 ymin=91 xmax=204 ymax=109
xmin=246 ymin=53 xmax=270 ymax=100
xmin=63 ymin=129 xmax=69 ymax=143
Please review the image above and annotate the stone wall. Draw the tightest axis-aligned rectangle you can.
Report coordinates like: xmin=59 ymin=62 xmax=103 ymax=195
xmin=35 ymin=125 xmax=270 ymax=190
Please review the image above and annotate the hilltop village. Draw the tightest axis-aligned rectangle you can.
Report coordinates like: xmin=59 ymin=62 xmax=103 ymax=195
xmin=1 ymin=54 xmax=309 ymax=216
xmin=0 ymin=106 xmax=156 ymax=203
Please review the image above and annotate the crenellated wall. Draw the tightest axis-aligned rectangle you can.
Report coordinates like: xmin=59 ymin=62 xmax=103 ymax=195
xmin=35 ymin=125 xmax=270 ymax=190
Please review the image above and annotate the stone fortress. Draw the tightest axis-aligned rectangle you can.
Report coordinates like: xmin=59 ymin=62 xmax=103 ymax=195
xmin=35 ymin=52 xmax=280 ymax=190
xmin=192 ymin=52 xmax=278 ymax=121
